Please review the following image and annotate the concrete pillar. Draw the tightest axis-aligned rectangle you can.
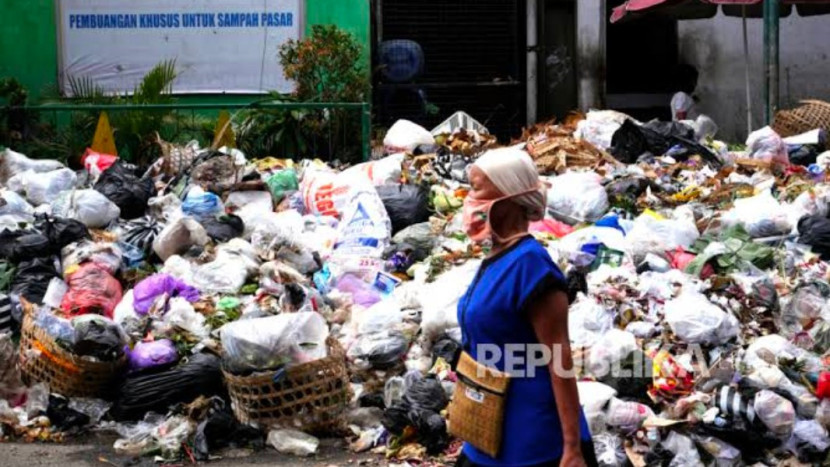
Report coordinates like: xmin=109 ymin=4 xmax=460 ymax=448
xmin=527 ymin=0 xmax=538 ymax=126
xmin=576 ymin=0 xmax=606 ymax=111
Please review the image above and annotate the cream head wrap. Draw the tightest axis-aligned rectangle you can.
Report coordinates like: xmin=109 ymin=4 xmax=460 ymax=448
xmin=472 ymin=147 xmax=547 ymax=221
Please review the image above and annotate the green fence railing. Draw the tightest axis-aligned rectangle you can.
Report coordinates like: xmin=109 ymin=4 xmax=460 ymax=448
xmin=17 ymin=101 xmax=371 ymax=162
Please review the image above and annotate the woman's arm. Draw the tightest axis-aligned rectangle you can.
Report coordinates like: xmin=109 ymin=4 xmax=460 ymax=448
xmin=529 ymin=289 xmax=587 ymax=467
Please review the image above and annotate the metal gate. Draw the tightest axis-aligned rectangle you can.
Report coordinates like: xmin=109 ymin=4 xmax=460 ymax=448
xmin=373 ymin=0 xmax=526 ymax=141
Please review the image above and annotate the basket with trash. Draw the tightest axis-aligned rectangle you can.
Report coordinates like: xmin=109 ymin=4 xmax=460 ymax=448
xmin=219 ymin=311 xmax=351 ymax=433
xmin=18 ymin=299 xmax=127 ymax=398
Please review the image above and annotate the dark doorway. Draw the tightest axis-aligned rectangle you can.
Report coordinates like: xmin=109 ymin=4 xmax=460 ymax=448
xmin=537 ymin=0 xmax=578 ymax=122
xmin=372 ymin=0 xmax=527 ymax=141
xmin=605 ymin=0 xmax=679 ymax=121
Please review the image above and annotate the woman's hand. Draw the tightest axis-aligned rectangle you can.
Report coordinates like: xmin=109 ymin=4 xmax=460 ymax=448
xmin=560 ymin=444 xmax=587 ymax=467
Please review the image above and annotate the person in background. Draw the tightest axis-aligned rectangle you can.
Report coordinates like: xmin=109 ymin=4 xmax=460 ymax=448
xmin=456 ymin=148 xmax=596 ymax=467
xmin=671 ymin=64 xmax=700 ymax=121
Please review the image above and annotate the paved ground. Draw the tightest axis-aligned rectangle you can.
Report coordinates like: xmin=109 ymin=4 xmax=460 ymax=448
xmin=0 ymin=434 xmax=382 ymax=467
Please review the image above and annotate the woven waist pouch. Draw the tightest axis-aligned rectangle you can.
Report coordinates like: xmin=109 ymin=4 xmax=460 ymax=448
xmin=448 ymin=351 xmax=511 ymax=458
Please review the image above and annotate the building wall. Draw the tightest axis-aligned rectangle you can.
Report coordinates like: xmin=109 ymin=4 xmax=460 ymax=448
xmin=0 ymin=0 xmax=371 ymax=102
xmin=678 ymin=12 xmax=830 ymax=142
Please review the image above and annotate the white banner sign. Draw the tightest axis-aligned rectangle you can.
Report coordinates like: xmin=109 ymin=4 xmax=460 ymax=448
xmin=57 ymin=0 xmax=303 ymax=95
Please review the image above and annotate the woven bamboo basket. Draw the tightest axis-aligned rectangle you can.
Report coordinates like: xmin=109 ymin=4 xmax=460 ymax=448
xmin=772 ymin=100 xmax=830 ymax=138
xmin=222 ymin=337 xmax=351 ymax=433
xmin=19 ymin=307 xmax=126 ymax=398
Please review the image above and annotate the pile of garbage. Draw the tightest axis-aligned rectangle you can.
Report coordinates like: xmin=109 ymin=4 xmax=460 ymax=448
xmin=0 ymin=109 xmax=830 ymax=466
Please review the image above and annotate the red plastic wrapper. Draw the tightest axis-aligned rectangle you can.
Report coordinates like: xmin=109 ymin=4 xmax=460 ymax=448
xmin=817 ymin=372 xmax=830 ymax=400
xmin=60 ymin=263 xmax=123 ymax=318
xmin=82 ymin=148 xmax=118 ymax=178
xmin=529 ymin=219 xmax=575 ymax=238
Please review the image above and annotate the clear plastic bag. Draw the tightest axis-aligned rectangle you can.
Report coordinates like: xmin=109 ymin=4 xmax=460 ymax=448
xmin=220 ymin=311 xmax=329 ymax=373
xmin=790 ymin=419 xmax=830 ymax=452
xmin=664 ymin=292 xmax=739 ymax=345
xmin=720 ymin=190 xmax=792 ymax=238
xmin=662 ymin=431 xmax=702 ymax=467
xmin=267 ymin=429 xmax=319 ymax=456
xmin=746 ymin=126 xmax=789 ymax=165
xmin=546 ymin=172 xmax=609 ymax=225
xmin=154 ymin=297 xmax=209 ymax=341
xmin=587 ymin=329 xmax=637 ymax=378
xmin=625 ymin=214 xmax=699 ymax=260
xmin=415 ymin=260 xmax=481 ymax=343
xmin=52 ymin=189 xmax=121 ymax=228
xmin=152 ymin=216 xmax=209 ymax=261
xmin=61 ymin=240 xmax=123 ymax=275
xmin=753 ymin=389 xmax=796 ymax=436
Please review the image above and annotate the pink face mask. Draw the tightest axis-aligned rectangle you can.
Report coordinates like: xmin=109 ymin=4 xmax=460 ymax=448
xmin=462 ymin=188 xmax=539 ymax=245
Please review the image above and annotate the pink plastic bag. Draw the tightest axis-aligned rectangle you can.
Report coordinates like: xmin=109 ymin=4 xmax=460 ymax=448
xmin=60 ymin=263 xmax=123 ymax=318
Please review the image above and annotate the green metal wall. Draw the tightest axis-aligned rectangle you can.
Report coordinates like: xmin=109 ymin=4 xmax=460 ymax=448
xmin=0 ymin=0 xmax=370 ymax=102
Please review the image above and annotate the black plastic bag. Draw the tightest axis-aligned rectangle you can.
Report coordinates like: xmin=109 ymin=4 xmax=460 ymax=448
xmin=363 ymin=331 xmax=410 ymax=370
xmin=47 ymin=394 xmax=90 ymax=431
xmin=381 ymin=403 xmax=448 ymax=455
xmin=410 ymin=408 xmax=449 ymax=455
xmin=359 ymin=392 xmax=386 ymax=409
xmin=376 ymin=184 xmax=430 ymax=234
xmin=199 ymin=214 xmax=245 ymax=243
xmin=788 ymin=144 xmax=822 ymax=167
xmin=111 ymin=352 xmax=224 ymax=421
xmin=11 ymin=257 xmax=59 ymax=304
xmin=35 ymin=215 xmax=90 ymax=252
xmin=798 ymin=215 xmax=830 ymax=260
xmin=73 ymin=316 xmax=125 ymax=361
xmin=193 ymin=397 xmax=264 ymax=460
xmin=404 ymin=376 xmax=448 ymax=413
xmin=94 ymin=161 xmax=155 ymax=220
xmin=432 ymin=333 xmax=461 ymax=369
xmin=610 ymin=119 xmax=720 ymax=167
xmin=0 ymin=229 xmax=51 ymax=262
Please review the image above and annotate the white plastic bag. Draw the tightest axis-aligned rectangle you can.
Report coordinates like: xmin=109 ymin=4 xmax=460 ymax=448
xmin=746 ymin=126 xmax=789 ymax=165
xmin=52 ymin=189 xmax=121 ymax=228
xmin=587 ymin=329 xmax=637 ymax=378
xmin=743 ymin=334 xmax=823 ymax=374
xmin=225 ymin=191 xmax=273 ymax=238
xmin=578 ymin=381 xmax=617 ymax=435
xmin=267 ymin=429 xmax=319 ymax=456
xmin=0 ymin=189 xmax=33 ymax=217
xmin=414 ymin=260 xmax=481 ymax=343
xmin=147 ymin=193 xmax=183 ymax=223
xmin=8 ymin=168 xmax=77 ymax=206
xmin=664 ymin=292 xmax=739 ymax=345
xmin=569 ymin=299 xmax=615 ymax=347
xmin=154 ymin=297 xmax=209 ymax=341
xmin=625 ymin=214 xmax=699 ymax=259
xmin=193 ymin=238 xmax=259 ymax=294
xmin=342 ymin=153 xmax=405 ymax=186
xmin=383 ymin=119 xmax=434 ymax=154
xmin=546 ymin=172 xmax=609 ymax=224
xmin=573 ymin=110 xmax=630 ymax=150
xmin=791 ymin=419 xmax=830 ymax=452
xmin=152 ymin=217 xmax=209 ymax=261
xmin=0 ymin=148 xmax=65 ymax=185
xmin=753 ymin=389 xmax=796 ymax=437
xmin=721 ymin=190 xmax=792 ymax=238
xmin=250 ymin=209 xmax=305 ymax=254
xmin=220 ymin=312 xmax=328 ymax=373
